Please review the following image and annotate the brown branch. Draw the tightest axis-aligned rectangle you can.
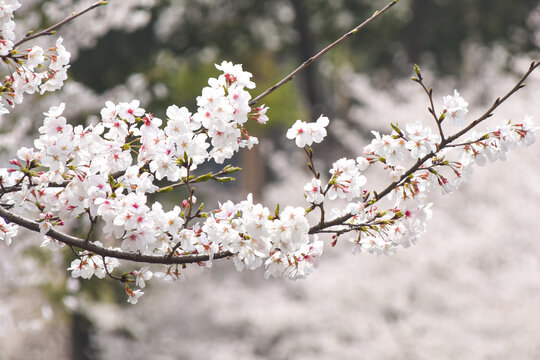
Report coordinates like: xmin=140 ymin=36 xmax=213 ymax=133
xmin=445 ymin=136 xmax=488 ymax=148
xmin=13 ymin=1 xmax=108 ymax=48
xmin=101 ymin=255 xmax=124 ymax=282
xmin=85 ymin=211 xmax=96 ymax=242
xmin=0 ymin=205 xmax=232 ymax=265
xmin=248 ymin=0 xmax=400 ymax=107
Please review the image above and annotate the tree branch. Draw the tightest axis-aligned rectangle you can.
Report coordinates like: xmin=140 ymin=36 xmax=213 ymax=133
xmin=0 ymin=205 xmax=232 ymax=265
xmin=13 ymin=1 xmax=108 ymax=48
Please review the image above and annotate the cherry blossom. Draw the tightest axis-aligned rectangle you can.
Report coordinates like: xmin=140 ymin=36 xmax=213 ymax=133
xmin=0 ymin=217 xmax=17 ymax=246
xmin=304 ymin=178 xmax=324 ymax=204
xmin=442 ymin=90 xmax=469 ymax=126
xmin=286 ymin=115 xmax=330 ymax=148
xmin=126 ymin=287 xmax=144 ymax=304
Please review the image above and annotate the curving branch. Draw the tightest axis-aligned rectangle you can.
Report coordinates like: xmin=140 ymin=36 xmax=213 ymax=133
xmin=13 ymin=1 xmax=108 ymax=48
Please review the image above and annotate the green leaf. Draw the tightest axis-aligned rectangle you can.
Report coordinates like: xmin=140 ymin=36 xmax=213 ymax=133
xmin=223 ymin=165 xmax=242 ymax=174
xmin=194 ymin=173 xmax=213 ymax=182
xmin=216 ymin=176 xmax=235 ymax=183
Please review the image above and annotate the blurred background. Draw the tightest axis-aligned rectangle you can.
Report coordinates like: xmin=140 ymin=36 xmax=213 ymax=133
xmin=1 ymin=0 xmax=540 ymax=359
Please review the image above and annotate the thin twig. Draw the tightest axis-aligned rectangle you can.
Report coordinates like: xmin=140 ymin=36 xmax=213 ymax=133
xmin=14 ymin=1 xmax=108 ymax=48
xmin=445 ymin=137 xmax=488 ymax=148
xmin=303 ymin=146 xmax=326 ymax=224
xmin=416 ymin=76 xmax=445 ymax=141
xmin=85 ymin=211 xmax=96 ymax=242
xmin=248 ymin=0 xmax=400 ymax=107
xmin=101 ymin=255 xmax=123 ymax=282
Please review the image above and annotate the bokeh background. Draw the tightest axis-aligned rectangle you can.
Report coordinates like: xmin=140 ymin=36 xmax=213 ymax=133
xmin=1 ymin=0 xmax=540 ymax=359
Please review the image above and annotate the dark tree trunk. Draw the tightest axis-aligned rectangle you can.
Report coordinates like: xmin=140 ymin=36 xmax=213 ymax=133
xmin=71 ymin=312 xmax=100 ymax=360
xmin=290 ymin=0 xmax=330 ymax=121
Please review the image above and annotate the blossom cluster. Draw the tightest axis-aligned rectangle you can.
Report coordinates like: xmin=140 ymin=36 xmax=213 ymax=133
xmin=0 ymin=1 xmax=72 ymax=115
xmin=442 ymin=90 xmax=469 ymax=126
xmin=67 ymin=244 xmax=120 ymax=280
xmin=0 ymin=215 xmax=17 ymax=246
xmin=286 ymin=115 xmax=329 ymax=147
xmin=344 ymin=108 xmax=534 ymax=256
xmin=0 ymin=0 xmax=20 ymax=57
xmin=202 ymin=195 xmax=324 ymax=279
xmin=287 ymin=88 xmax=536 ymax=257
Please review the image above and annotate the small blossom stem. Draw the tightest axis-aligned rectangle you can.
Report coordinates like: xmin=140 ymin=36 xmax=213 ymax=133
xmin=84 ymin=211 xmax=96 ymax=242
xmin=157 ymin=179 xmax=188 ymax=192
xmin=100 ymin=255 xmax=123 ymax=282
xmin=248 ymin=0 xmax=399 ymax=106
xmin=303 ymin=147 xmax=320 ymax=179
xmin=67 ymin=245 xmax=79 ymax=257
xmin=184 ymin=165 xmax=195 ymax=223
xmin=167 ymin=238 xmax=183 ymax=260
xmin=303 ymin=147 xmax=326 ymax=223
xmin=0 ymin=175 xmax=26 ymax=195
xmin=317 ymin=219 xmax=391 ymax=235
xmin=416 ymin=77 xmax=445 ymax=141
xmin=445 ymin=137 xmax=488 ymax=148
xmin=13 ymin=1 xmax=107 ymax=48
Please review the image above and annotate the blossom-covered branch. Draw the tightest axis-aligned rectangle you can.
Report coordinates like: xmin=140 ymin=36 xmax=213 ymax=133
xmin=0 ymin=0 xmax=106 ymax=114
xmin=307 ymin=61 xmax=538 ymax=236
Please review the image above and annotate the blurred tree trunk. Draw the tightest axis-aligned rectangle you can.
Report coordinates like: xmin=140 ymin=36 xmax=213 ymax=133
xmin=241 ymin=146 xmax=265 ymax=202
xmin=71 ymin=312 xmax=100 ymax=360
xmin=290 ymin=0 xmax=330 ymax=121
